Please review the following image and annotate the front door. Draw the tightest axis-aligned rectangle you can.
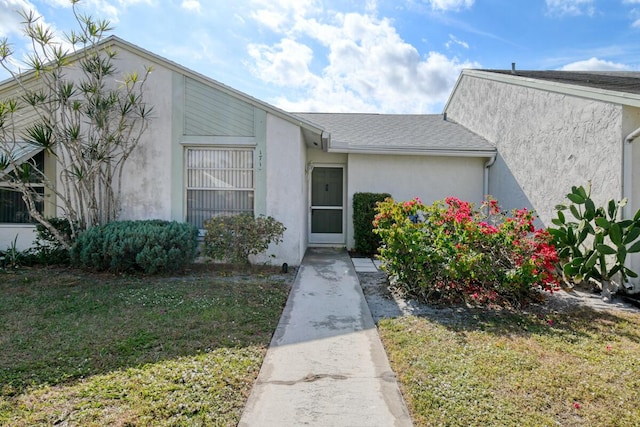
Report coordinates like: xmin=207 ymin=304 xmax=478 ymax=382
xmin=309 ymin=166 xmax=345 ymax=245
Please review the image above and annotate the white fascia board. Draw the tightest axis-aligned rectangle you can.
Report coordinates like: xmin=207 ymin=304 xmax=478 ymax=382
xmin=327 ymin=143 xmax=496 ymax=158
xmin=458 ymin=69 xmax=640 ymax=108
xmin=442 ymin=69 xmax=468 ymax=114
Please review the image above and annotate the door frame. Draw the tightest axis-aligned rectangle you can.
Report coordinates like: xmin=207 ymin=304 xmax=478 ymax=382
xmin=308 ymin=163 xmax=347 ymax=245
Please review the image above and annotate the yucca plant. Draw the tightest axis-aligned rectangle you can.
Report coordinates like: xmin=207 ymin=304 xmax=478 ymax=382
xmin=0 ymin=1 xmax=153 ymax=249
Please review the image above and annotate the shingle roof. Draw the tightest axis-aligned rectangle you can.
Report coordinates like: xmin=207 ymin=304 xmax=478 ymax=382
xmin=294 ymin=113 xmax=495 ymax=155
xmin=482 ymin=70 xmax=640 ymax=95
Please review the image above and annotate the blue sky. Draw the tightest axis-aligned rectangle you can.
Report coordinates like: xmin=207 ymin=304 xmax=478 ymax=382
xmin=1 ymin=0 xmax=640 ymax=113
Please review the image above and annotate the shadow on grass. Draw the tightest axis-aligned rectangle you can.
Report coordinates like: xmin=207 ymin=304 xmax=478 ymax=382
xmin=358 ymin=270 xmax=640 ymax=344
xmin=0 ymin=264 xmax=294 ymax=397
xmin=403 ymin=298 xmax=640 ymax=353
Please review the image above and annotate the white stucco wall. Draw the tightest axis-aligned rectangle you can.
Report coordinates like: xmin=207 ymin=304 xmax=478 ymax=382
xmin=52 ymin=49 xmax=176 ymax=223
xmin=1 ymin=48 xmax=176 ymax=251
xmin=114 ymin=50 xmax=175 ymax=221
xmin=256 ymin=113 xmax=307 ymax=265
xmin=446 ymin=75 xmax=624 ymax=227
xmin=346 ymin=154 xmax=486 ymax=250
xmin=0 ymin=225 xmax=36 ymax=251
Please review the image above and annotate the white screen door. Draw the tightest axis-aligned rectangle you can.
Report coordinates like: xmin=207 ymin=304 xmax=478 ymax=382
xmin=309 ymin=166 xmax=345 ymax=244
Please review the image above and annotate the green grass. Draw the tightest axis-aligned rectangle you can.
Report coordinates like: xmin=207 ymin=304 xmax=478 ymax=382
xmin=379 ymin=305 xmax=640 ymax=427
xmin=0 ymin=265 xmax=292 ymax=426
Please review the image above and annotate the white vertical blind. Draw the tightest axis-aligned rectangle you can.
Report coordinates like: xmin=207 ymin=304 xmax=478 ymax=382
xmin=185 ymin=148 xmax=254 ymax=228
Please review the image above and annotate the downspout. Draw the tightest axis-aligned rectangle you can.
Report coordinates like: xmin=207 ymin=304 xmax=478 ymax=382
xmin=621 ymin=126 xmax=640 ymax=292
xmin=622 ymin=126 xmax=640 ymax=216
xmin=483 ymin=153 xmax=497 ymax=199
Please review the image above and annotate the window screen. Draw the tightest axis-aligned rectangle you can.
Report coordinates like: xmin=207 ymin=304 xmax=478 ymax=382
xmin=185 ymin=148 xmax=254 ymax=229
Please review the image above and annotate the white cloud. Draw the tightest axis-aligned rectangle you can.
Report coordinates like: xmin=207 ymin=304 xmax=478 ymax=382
xmin=248 ymin=38 xmax=316 ymax=87
xmin=250 ymin=0 xmax=320 ymax=33
xmin=246 ymin=8 xmax=478 ymax=113
xmin=560 ymin=57 xmax=631 ymax=71
xmin=181 ymin=0 xmax=201 ymax=13
xmin=445 ymin=34 xmax=469 ymax=49
xmin=1 ymin=0 xmax=153 ymax=29
xmin=0 ymin=0 xmax=37 ymax=38
xmin=546 ymin=0 xmax=595 ymax=16
xmin=426 ymin=0 xmax=474 ymax=11
xmin=627 ymin=5 xmax=640 ymax=27
xmin=68 ymin=0 xmax=154 ymax=24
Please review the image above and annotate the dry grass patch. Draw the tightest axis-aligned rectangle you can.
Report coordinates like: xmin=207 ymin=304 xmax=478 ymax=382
xmin=379 ymin=305 xmax=640 ymax=426
xmin=0 ymin=265 xmax=292 ymax=426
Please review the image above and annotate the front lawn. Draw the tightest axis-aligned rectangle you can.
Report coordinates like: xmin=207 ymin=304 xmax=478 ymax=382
xmin=0 ymin=265 xmax=291 ymax=426
xmin=379 ymin=305 xmax=640 ymax=426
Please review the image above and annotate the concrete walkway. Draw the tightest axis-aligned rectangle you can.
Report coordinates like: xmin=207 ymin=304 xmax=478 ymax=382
xmin=351 ymin=256 xmax=383 ymax=273
xmin=239 ymin=248 xmax=413 ymax=427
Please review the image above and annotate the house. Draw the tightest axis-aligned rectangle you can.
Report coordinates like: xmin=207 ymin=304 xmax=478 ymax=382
xmin=0 ymin=36 xmax=495 ymax=265
xmin=444 ymin=69 xmax=640 ymax=291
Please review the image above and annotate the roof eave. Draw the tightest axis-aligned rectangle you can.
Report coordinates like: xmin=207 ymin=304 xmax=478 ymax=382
xmin=449 ymin=69 xmax=640 ymax=108
xmin=327 ymin=143 xmax=496 ymax=158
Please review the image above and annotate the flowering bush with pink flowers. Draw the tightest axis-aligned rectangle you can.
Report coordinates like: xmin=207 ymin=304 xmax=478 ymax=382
xmin=373 ymin=197 xmax=560 ymax=306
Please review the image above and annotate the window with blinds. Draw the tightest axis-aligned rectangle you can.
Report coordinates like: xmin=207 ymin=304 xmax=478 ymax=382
xmin=185 ymin=148 xmax=254 ymax=229
xmin=0 ymin=150 xmax=45 ymax=223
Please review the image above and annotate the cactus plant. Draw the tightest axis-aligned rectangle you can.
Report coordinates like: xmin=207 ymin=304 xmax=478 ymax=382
xmin=549 ymin=182 xmax=640 ymax=301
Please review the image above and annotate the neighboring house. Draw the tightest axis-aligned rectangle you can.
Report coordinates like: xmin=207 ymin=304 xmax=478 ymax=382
xmin=444 ymin=69 xmax=640 ymax=291
xmin=0 ymin=36 xmax=495 ymax=265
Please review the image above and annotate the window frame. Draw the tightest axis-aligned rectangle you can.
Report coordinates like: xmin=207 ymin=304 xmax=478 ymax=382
xmin=0 ymin=149 xmax=46 ymax=224
xmin=184 ymin=146 xmax=255 ymax=230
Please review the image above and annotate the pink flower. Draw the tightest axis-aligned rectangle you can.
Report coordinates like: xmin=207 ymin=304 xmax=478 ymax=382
xmin=479 ymin=222 xmax=499 ymax=234
xmin=547 ymin=319 xmax=554 ymax=326
xmin=573 ymin=402 xmax=581 ymax=409
xmin=606 ymin=345 xmax=612 ymax=351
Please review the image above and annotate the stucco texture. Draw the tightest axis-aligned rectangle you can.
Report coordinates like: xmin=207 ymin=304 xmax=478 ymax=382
xmin=260 ymin=114 xmax=307 ymax=266
xmin=116 ymin=50 xmax=175 ymax=221
xmin=446 ymin=75 xmax=624 ymax=227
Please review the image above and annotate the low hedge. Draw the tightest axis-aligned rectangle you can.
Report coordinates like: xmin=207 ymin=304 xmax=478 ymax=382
xmin=353 ymin=192 xmax=391 ymax=254
xmin=71 ymin=220 xmax=199 ymax=274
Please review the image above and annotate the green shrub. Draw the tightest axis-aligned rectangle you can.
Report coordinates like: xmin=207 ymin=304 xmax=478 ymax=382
xmin=374 ymin=197 xmax=560 ymax=307
xmin=71 ymin=220 xmax=198 ymax=274
xmin=202 ymin=213 xmax=286 ymax=264
xmin=353 ymin=192 xmax=392 ymax=254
